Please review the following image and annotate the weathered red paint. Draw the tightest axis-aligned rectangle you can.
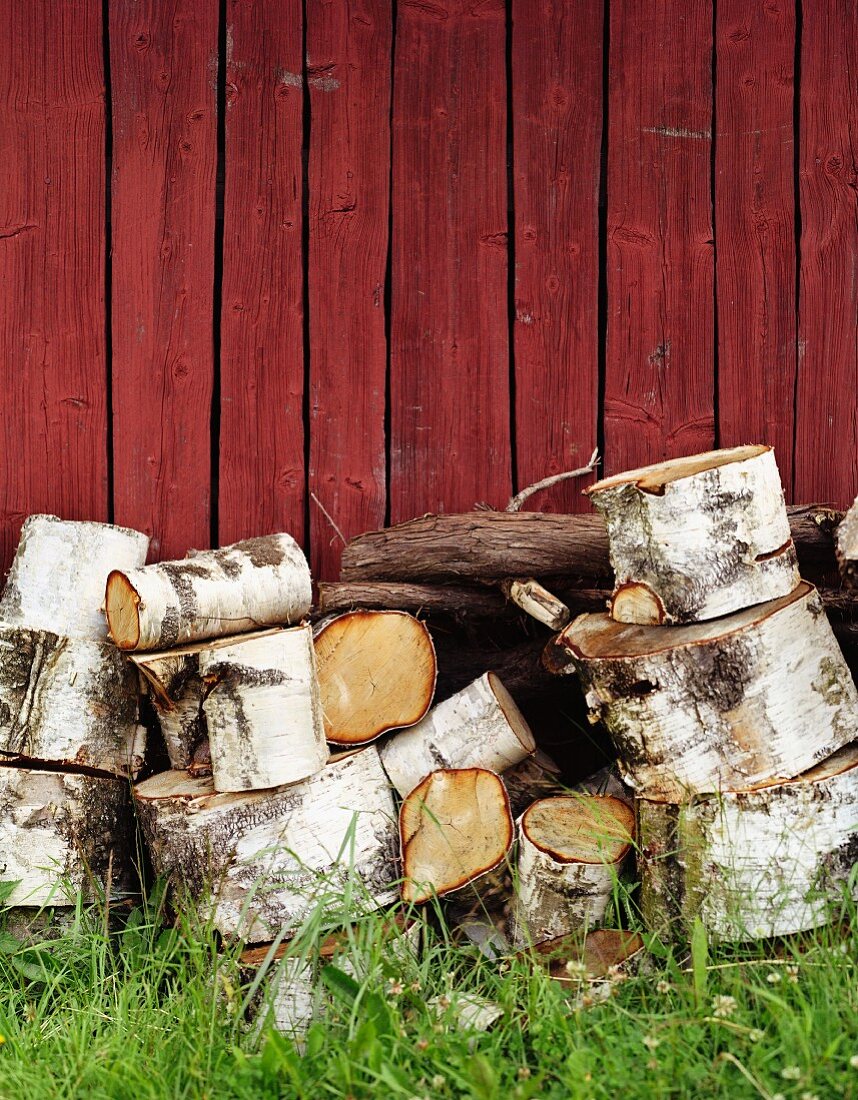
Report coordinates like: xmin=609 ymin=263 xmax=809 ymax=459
xmin=219 ymin=0 xmax=306 ymax=548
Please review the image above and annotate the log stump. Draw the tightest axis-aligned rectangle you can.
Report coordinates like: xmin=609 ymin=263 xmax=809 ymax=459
xmin=134 ymin=747 xmax=399 ymax=942
xmin=105 ymin=533 xmax=311 ymax=652
xmin=638 ymin=742 xmax=858 ymax=942
xmin=551 ymin=581 xmax=858 ymax=800
xmin=585 ymin=445 xmax=799 ymax=624
xmin=511 ymin=795 xmax=634 ymax=946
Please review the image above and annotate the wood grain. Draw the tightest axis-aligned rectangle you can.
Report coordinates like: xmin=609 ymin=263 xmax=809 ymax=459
xmin=605 ymin=1 xmax=715 ymax=474
xmin=307 ymin=0 xmax=390 ymax=579
xmin=795 ymin=0 xmax=858 ymax=507
xmin=110 ymin=0 xmax=218 ymax=560
xmin=511 ymin=0 xmax=602 ymax=512
xmin=0 ymin=0 xmax=107 ymax=572
xmin=218 ymin=0 xmax=306 ymax=549
xmin=715 ymin=0 xmax=796 ymax=488
xmin=390 ymin=0 xmax=511 ymax=522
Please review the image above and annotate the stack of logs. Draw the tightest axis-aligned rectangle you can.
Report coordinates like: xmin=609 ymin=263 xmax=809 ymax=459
xmin=547 ymin=446 xmax=858 ymax=942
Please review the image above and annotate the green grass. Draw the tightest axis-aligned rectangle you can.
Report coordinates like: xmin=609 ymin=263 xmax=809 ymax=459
xmin=0 ymin=879 xmax=857 ymax=1100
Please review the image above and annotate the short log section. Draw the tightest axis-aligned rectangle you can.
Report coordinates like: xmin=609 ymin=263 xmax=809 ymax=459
xmin=511 ymin=795 xmax=635 ymax=947
xmin=0 ymin=763 xmax=132 ymax=906
xmin=551 ymin=581 xmax=858 ymax=800
xmin=0 ymin=627 xmax=146 ymax=777
xmin=380 ymin=672 xmax=534 ymax=797
xmin=131 ymin=647 xmax=207 ymax=771
xmin=585 ymin=445 xmax=800 ymax=624
xmin=400 ymin=768 xmax=514 ymax=905
xmin=199 ymin=625 xmax=328 ymax=792
xmin=314 ymin=610 xmax=437 ymax=746
xmin=105 ymin=533 xmax=312 ymax=652
xmin=134 ymin=747 xmax=399 ymax=942
xmin=638 ymin=742 xmax=858 ymax=942
xmin=0 ymin=514 xmax=149 ymax=640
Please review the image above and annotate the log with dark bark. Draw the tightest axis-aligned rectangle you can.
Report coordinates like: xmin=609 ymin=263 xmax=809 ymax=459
xmin=551 ymin=581 xmax=858 ymax=800
xmin=0 ymin=762 xmax=134 ymax=906
xmin=338 ymin=504 xmax=841 ymax=586
xmin=638 ymin=742 xmax=858 ymax=942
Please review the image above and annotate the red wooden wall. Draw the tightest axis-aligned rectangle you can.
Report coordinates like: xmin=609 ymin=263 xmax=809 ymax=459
xmin=1 ymin=0 xmax=856 ymax=580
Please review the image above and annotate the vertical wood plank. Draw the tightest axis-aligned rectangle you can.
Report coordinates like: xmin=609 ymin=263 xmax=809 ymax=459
xmin=605 ymin=2 xmax=715 ymax=474
xmin=308 ymin=0 xmax=391 ymax=579
xmin=0 ymin=1 xmax=107 ymax=571
xmin=511 ymin=0 xmax=602 ymax=512
xmin=390 ymin=0 xmax=511 ymax=522
xmin=219 ymin=0 xmax=306 ymax=549
xmin=716 ymin=0 xmax=796 ymax=489
xmin=110 ymin=0 xmax=218 ymax=560
xmin=795 ymin=1 xmax=858 ymax=506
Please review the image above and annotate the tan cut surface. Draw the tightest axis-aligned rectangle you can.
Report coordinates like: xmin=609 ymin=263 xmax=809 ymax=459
xmin=104 ymin=571 xmax=142 ymax=650
xmin=521 ymin=795 xmax=635 ymax=864
xmin=585 ymin=444 xmax=768 ymax=495
xmin=315 ymin=610 xmax=437 ymax=745
xmin=400 ymin=768 xmax=513 ymax=904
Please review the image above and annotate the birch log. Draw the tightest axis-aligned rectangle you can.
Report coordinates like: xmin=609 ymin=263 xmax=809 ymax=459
xmin=638 ymin=742 xmax=858 ymax=942
xmin=836 ymin=496 xmax=858 ymax=587
xmin=0 ymin=763 xmax=133 ymax=906
xmin=0 ymin=515 xmax=149 ymax=641
xmin=131 ymin=647 xmax=207 ymax=771
xmin=134 ymin=747 xmax=399 ymax=942
xmin=400 ymin=768 xmax=514 ymax=905
xmin=585 ymin=446 xmax=799 ymax=624
xmin=0 ymin=626 xmax=146 ymax=777
xmin=199 ymin=625 xmax=328 ymax=792
xmin=511 ymin=795 xmax=635 ymax=947
xmin=104 ymin=533 xmax=311 ymax=652
xmin=314 ymin=611 xmax=437 ymax=746
xmin=551 ymin=582 xmax=858 ymax=800
xmin=380 ymin=673 xmax=535 ymax=797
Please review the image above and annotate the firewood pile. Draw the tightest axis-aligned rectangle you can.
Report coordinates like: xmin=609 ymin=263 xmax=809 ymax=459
xmin=0 ymin=444 xmax=856 ymax=1042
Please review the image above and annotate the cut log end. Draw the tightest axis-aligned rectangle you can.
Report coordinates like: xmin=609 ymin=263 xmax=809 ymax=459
xmin=520 ymin=795 xmax=635 ymax=866
xmin=400 ymin=768 xmax=514 ymax=905
xmin=608 ymin=582 xmax=665 ymax=626
xmin=586 ymin=444 xmax=770 ymax=497
xmin=315 ymin=610 xmax=437 ymax=746
xmin=487 ymin=672 xmax=535 ymax=755
xmin=105 ymin=570 xmax=142 ymax=651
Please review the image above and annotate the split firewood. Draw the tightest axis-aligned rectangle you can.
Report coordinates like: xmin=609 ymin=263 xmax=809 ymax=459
xmin=527 ymin=928 xmax=646 ymax=982
xmin=134 ymin=747 xmax=399 ymax=942
xmin=400 ymin=768 xmax=514 ymax=905
xmin=379 ymin=672 xmax=534 ymax=797
xmin=836 ymin=495 xmax=858 ymax=587
xmin=550 ymin=581 xmax=858 ymax=800
xmin=500 ymin=578 xmax=571 ymax=631
xmin=511 ymin=795 xmax=635 ymax=947
xmin=314 ymin=610 xmax=436 ymax=746
xmin=339 ymin=504 xmax=839 ymax=586
xmin=0 ymin=762 xmax=133 ymax=906
xmin=501 ymin=749 xmax=566 ymax=818
xmin=199 ymin=625 xmax=328 ymax=792
xmin=104 ymin=533 xmax=312 ymax=652
xmin=0 ymin=514 xmax=148 ymax=641
xmin=0 ymin=627 xmax=146 ymax=777
xmin=586 ymin=446 xmax=799 ymax=624
xmin=131 ymin=646 xmax=208 ymax=771
xmin=638 ymin=741 xmax=858 ymax=942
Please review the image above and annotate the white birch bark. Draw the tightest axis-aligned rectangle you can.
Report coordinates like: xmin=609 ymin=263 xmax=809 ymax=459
xmin=0 ymin=514 xmax=149 ymax=641
xmin=314 ymin=610 xmax=437 ymax=745
xmin=585 ymin=445 xmax=800 ymax=624
xmin=132 ymin=648 xmax=206 ymax=771
xmin=511 ymin=795 xmax=635 ymax=947
xmin=134 ymin=747 xmax=399 ymax=942
xmin=105 ymin=533 xmax=311 ymax=652
xmin=400 ymin=767 xmax=514 ymax=904
xmin=199 ymin=625 xmax=328 ymax=793
xmin=555 ymin=581 xmax=858 ymax=800
xmin=380 ymin=673 xmax=535 ymax=797
xmin=638 ymin=741 xmax=858 ymax=942
xmin=0 ymin=625 xmax=146 ymax=777
xmin=0 ymin=764 xmax=132 ymax=906
xmin=836 ymin=495 xmax=858 ymax=587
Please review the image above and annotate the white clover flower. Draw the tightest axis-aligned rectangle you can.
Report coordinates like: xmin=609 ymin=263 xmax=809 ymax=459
xmin=766 ymin=971 xmax=782 ymax=984
xmin=749 ymin=1029 xmax=764 ymax=1043
xmin=711 ymin=994 xmax=737 ymax=1019
xmin=656 ymin=979 xmax=671 ymax=994
xmin=643 ymin=1034 xmax=661 ymax=1051
xmin=780 ymin=1066 xmax=802 ymax=1080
